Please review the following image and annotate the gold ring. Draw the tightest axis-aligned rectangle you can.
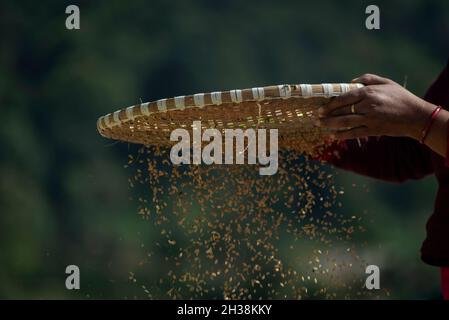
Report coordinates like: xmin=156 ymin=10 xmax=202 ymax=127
xmin=351 ymin=104 xmax=356 ymax=114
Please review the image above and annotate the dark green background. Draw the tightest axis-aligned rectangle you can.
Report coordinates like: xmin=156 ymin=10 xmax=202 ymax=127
xmin=0 ymin=0 xmax=448 ymax=299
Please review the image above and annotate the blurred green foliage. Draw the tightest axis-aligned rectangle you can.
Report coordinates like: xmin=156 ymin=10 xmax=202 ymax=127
xmin=0 ymin=0 xmax=448 ymax=299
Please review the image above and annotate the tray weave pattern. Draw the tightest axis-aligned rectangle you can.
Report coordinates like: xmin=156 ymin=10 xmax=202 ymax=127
xmin=97 ymin=83 xmax=362 ymax=154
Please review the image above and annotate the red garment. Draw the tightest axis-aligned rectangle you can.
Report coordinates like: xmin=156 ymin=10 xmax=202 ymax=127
xmin=441 ymin=268 xmax=449 ymax=299
xmin=320 ymin=58 xmax=449 ymax=266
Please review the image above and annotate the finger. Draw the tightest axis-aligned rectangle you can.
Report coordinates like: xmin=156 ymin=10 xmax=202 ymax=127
xmin=315 ymin=115 xmax=365 ymax=129
xmin=328 ymin=101 xmax=371 ymax=116
xmin=351 ymin=73 xmax=394 ymax=85
xmin=317 ymin=88 xmax=365 ymax=116
xmin=329 ymin=104 xmax=352 ymax=116
xmin=331 ymin=126 xmax=371 ymax=140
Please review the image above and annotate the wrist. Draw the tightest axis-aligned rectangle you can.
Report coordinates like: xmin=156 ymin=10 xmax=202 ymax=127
xmin=407 ymin=101 xmax=438 ymax=141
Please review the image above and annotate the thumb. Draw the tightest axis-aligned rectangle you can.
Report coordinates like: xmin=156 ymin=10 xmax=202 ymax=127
xmin=352 ymin=73 xmax=393 ymax=85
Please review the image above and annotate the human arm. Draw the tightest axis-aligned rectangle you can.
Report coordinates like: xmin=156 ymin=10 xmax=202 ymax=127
xmin=315 ymin=74 xmax=449 ymax=159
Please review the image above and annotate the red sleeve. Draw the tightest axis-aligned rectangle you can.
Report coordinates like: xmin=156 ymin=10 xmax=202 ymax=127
xmin=320 ymin=137 xmax=434 ymax=183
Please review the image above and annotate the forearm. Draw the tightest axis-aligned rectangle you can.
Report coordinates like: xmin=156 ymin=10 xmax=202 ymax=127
xmin=405 ymin=100 xmax=449 ymax=158
xmin=421 ymin=105 xmax=449 ymax=159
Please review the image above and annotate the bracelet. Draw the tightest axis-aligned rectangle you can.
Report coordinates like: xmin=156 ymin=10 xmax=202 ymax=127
xmin=420 ymin=105 xmax=442 ymax=144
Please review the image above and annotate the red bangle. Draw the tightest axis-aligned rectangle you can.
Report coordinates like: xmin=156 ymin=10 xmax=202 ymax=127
xmin=420 ymin=106 xmax=442 ymax=144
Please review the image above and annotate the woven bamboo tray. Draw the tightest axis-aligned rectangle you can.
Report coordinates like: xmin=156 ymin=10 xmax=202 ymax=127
xmin=97 ymin=83 xmax=362 ymax=153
